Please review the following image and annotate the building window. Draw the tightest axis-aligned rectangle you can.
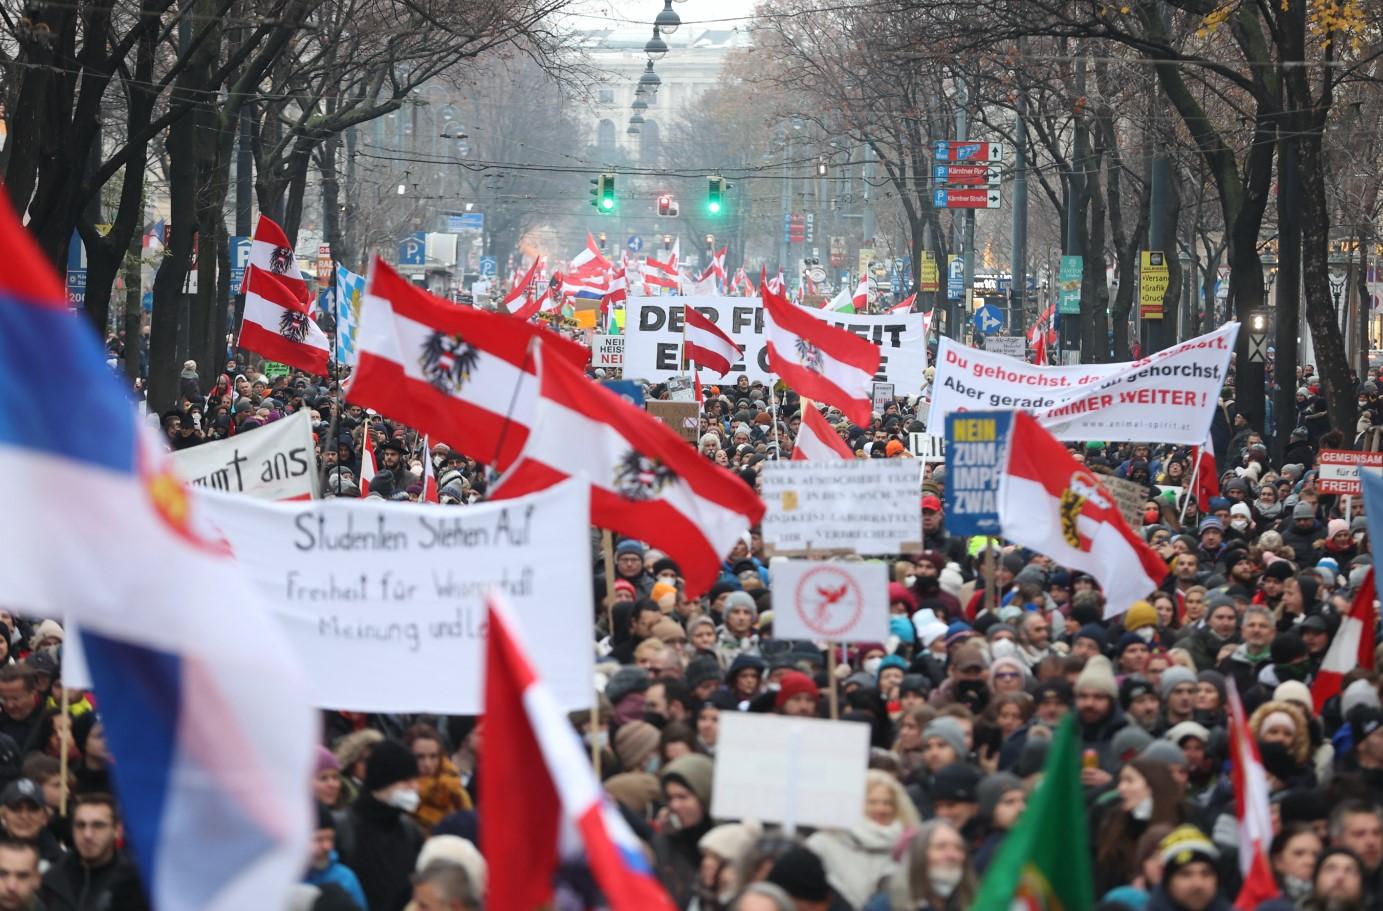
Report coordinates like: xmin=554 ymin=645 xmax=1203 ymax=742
xmin=598 ymin=87 xmax=615 ymax=104
xmin=597 ymin=119 xmax=616 ymax=152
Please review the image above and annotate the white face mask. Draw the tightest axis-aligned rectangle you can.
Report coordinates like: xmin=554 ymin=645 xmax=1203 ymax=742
xmin=863 ymin=657 xmax=883 ymax=677
xmin=386 ymin=787 xmax=421 ymax=813
xmin=905 ymin=575 xmax=917 ymax=588
xmin=1131 ymin=796 xmax=1153 ymax=821
xmin=930 ymin=867 xmax=963 ymax=898
xmin=1136 ymin=626 xmax=1156 ymax=642
xmin=1231 ymin=518 xmax=1250 ymax=530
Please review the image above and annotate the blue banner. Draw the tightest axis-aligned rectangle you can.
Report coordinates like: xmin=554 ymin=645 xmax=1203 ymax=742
xmin=943 ymin=410 xmax=1012 ymax=537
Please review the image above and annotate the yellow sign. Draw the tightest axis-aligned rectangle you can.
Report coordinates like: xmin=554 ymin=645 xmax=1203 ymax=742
xmin=858 ymin=248 xmax=875 ymax=277
xmin=1139 ymin=251 xmax=1169 ymax=320
xmin=920 ymin=252 xmax=939 ymax=292
xmin=572 ymin=308 xmax=597 ymax=329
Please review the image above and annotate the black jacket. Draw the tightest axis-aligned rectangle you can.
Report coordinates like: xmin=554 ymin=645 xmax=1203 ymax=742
xmin=41 ymin=851 xmax=141 ymax=911
xmin=339 ymin=793 xmax=424 ymax=911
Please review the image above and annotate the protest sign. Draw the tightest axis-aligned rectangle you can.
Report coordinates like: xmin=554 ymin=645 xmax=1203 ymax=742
xmin=592 ymin=334 xmax=623 ymax=370
xmin=770 ymin=560 xmax=888 ymax=642
xmin=625 ymin=296 xmax=927 ymax=395
xmin=711 ymin=713 xmax=869 ymax=831
xmin=1317 ymin=449 xmax=1383 ymax=494
xmin=1102 ymin=475 xmax=1151 ymax=529
xmin=943 ymin=411 xmax=1012 ymax=536
xmin=170 ymin=410 xmax=318 ymax=500
xmin=193 ymin=479 xmax=593 ymax=713
xmin=646 ymin=400 xmax=700 ymax=442
xmin=761 ymin=460 xmax=921 ymax=554
xmin=983 ymin=335 xmax=1026 ymax=360
xmin=926 ymin=323 xmax=1237 ymax=444
xmin=872 ymin=382 xmax=895 ymax=414
xmin=908 ymin=432 xmax=946 ymax=462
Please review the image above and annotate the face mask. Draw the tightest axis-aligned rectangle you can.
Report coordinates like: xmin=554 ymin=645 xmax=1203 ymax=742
xmin=930 ymin=868 xmax=963 ymax=898
xmin=1131 ymin=796 xmax=1153 ymax=821
xmin=1283 ymin=874 xmax=1312 ymax=900
xmin=991 ymin=639 xmax=1016 ymax=659
xmin=1231 ymin=518 xmax=1249 ymax=530
xmin=1136 ymin=626 xmax=1155 ymax=642
xmin=863 ymin=657 xmax=883 ymax=676
xmin=1144 ymin=509 xmax=1161 ymax=525
xmin=905 ymin=575 xmax=917 ymax=588
xmin=586 ymin=729 xmax=609 ymax=750
xmin=643 ymin=755 xmax=662 ymax=774
xmin=386 ymin=787 xmax=421 ymax=813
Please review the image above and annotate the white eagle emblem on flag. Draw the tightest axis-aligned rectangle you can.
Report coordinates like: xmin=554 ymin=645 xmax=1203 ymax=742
xmin=613 ymin=451 xmax=676 ymax=500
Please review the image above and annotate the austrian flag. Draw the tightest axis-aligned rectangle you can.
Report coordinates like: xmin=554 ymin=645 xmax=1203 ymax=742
xmin=792 ymin=406 xmax=853 ymax=461
xmin=490 ymin=339 xmax=765 ymax=596
xmin=243 ymin=215 xmax=309 ymax=304
xmin=683 ymin=307 xmax=742 ymax=376
xmin=237 ymin=266 xmax=330 ymax=375
xmin=997 ymin=411 xmax=1165 ymax=618
xmin=761 ymin=276 xmax=880 ymax=425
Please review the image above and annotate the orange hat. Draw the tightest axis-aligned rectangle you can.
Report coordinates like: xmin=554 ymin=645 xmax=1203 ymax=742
xmin=885 ymin=439 xmax=905 ymax=456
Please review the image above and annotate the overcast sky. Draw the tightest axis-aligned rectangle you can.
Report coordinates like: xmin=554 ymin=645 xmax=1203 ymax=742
xmin=564 ymin=0 xmax=757 ymax=31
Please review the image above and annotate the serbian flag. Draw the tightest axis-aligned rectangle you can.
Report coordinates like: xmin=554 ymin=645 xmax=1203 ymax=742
xmin=1193 ymin=431 xmax=1219 ymax=511
xmin=0 ymin=187 xmax=314 ymax=911
xmin=888 ymin=293 xmax=917 ymax=314
xmin=997 ymin=411 xmax=1165 ymax=618
xmin=349 ymin=257 xmax=589 ymax=468
xmin=761 ymin=272 xmax=880 ymax=425
xmin=1312 ymin=567 xmax=1376 ymax=711
xmin=242 ymin=215 xmax=309 ymax=305
xmin=421 ymin=437 xmax=439 ymax=503
xmin=683 ymin=307 xmax=742 ymax=377
xmin=792 ymin=406 xmax=853 ymax=461
xmin=237 ymin=266 xmax=330 ymax=375
xmin=490 ymin=339 xmax=765 ymax=596
xmin=483 ymin=593 xmax=679 ymax=911
xmin=1228 ymin=677 xmax=1281 ymax=910
xmin=570 ymin=232 xmax=612 ymax=273
xmin=503 ymin=258 xmax=542 ymax=319
xmin=359 ymin=425 xmax=377 ymax=495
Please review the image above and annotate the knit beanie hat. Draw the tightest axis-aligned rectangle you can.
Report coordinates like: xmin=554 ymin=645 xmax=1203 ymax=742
xmin=685 ymin=655 xmax=722 ymax=690
xmin=767 ymin=846 xmax=831 ymax=902
xmin=774 ymin=671 xmax=819 ymax=710
xmin=1159 ymin=826 xmax=1219 ymax=879
xmin=922 ymin=717 xmax=967 ymax=756
xmin=315 ymin=744 xmax=341 ymax=775
xmin=699 ymin=820 xmax=764 ymax=863
xmin=724 ymin=591 xmax=758 ymax=619
xmin=661 ymin=753 xmax=714 ymax=806
xmin=1124 ymin=601 xmax=1158 ymax=632
xmin=614 ymin=721 xmax=661 ymax=771
xmin=363 ymin=739 xmax=419 ymax=792
xmin=1158 ymin=666 xmax=1198 ymax=700
xmin=976 ymin=771 xmax=1023 ymax=823
xmin=606 ymin=666 xmax=651 ymax=705
xmin=1075 ymin=654 xmax=1119 ymax=700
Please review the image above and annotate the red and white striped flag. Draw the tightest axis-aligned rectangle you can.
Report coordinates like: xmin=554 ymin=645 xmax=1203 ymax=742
xmin=242 ymin=215 xmax=310 ymax=305
xmin=490 ymin=339 xmax=765 ymax=596
xmin=644 ymin=240 xmax=680 ymax=291
xmin=482 ymin=593 xmax=680 ymax=911
xmin=571 ymin=232 xmax=613 ymax=273
xmin=1228 ymin=677 xmax=1281 ymax=910
xmin=503 ymin=258 xmax=543 ymax=319
xmin=1193 ymin=431 xmax=1219 ymax=512
xmin=887 ymin=293 xmax=917 ymax=314
xmin=698 ymin=246 xmax=727 ymax=283
xmin=997 ymin=411 xmax=1165 ymax=618
xmin=237 ymin=266 xmax=330 ymax=375
xmin=851 ymin=275 xmax=869 ymax=312
xmin=761 ymin=270 xmax=880 ymax=425
xmin=359 ymin=427 xmax=377 ymax=495
xmin=792 ymin=405 xmax=853 ymax=461
xmin=348 ymin=257 xmax=589 ymax=468
xmin=1028 ymin=302 xmax=1055 ymax=364
xmin=683 ymin=307 xmax=742 ymax=376
xmin=1312 ymin=569 xmax=1377 ymax=711
xmin=604 ymin=258 xmax=629 ymax=312
xmin=421 ymin=437 xmax=439 ymax=503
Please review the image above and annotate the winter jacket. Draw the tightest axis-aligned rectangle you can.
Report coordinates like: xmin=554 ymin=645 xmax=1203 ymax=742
xmin=305 ymin=851 xmax=367 ymax=911
xmin=1184 ymin=626 xmax=1238 ymax=672
xmin=414 ymin=756 xmax=472 ymax=834
xmin=40 ymin=851 xmax=140 ymax=911
xmin=339 ymin=792 xmax=424 ymax=911
xmin=806 ymin=819 xmax=905 ymax=910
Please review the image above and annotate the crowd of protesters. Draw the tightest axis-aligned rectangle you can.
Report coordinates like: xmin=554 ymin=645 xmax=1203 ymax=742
xmin=1 ymin=339 xmax=1361 ymax=911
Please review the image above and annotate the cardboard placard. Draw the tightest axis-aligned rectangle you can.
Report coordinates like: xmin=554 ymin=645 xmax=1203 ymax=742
xmin=646 ymin=400 xmax=700 ymax=443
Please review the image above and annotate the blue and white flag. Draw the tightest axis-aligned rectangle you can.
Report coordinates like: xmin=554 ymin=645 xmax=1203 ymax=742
xmin=0 ymin=191 xmax=315 ymax=911
xmin=335 ymin=264 xmax=365 ymax=367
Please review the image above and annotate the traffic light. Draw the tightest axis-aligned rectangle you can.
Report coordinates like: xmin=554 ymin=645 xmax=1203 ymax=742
xmin=657 ymin=194 xmax=671 ymax=217
xmin=707 ymin=176 xmax=727 ymax=215
xmin=590 ymin=172 xmax=616 ymax=213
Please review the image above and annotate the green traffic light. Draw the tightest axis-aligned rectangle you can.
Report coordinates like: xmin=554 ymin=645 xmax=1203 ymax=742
xmin=707 ymin=200 xmax=721 ymax=214
xmin=601 ymin=197 xmax=615 ymax=210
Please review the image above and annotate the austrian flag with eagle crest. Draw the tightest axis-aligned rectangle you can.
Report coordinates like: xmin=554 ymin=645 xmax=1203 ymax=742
xmin=268 ymin=245 xmax=295 ymax=275
xmin=278 ymin=310 xmax=310 ymax=342
xmin=419 ymin=331 xmax=481 ymax=394
xmin=612 ymin=451 xmax=677 ymax=500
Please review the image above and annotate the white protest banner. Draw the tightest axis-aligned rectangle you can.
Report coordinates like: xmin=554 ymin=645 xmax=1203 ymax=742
xmin=592 ymin=333 xmax=624 ymax=370
xmin=711 ymin=713 xmax=869 ymax=831
xmin=926 ymin=322 xmax=1237 ymax=444
xmin=761 ymin=459 xmax=922 ymax=554
xmin=195 ymin=479 xmax=593 ymax=713
xmin=983 ymin=335 xmax=1026 ymax=360
xmin=170 ymin=409 xmax=318 ymax=499
xmin=625 ymin=296 xmax=927 ymax=395
xmin=770 ymin=560 xmax=888 ymax=643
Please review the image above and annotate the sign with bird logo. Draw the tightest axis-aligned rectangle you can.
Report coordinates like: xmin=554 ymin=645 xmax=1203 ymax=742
xmin=771 ymin=560 xmax=887 ymax=642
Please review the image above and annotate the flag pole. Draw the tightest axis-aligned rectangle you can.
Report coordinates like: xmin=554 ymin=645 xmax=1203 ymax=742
xmin=58 ymin=675 xmax=70 ymax=817
xmin=770 ymin=384 xmax=785 ymax=458
xmin=322 ymin=262 xmax=342 ymax=495
xmin=601 ymin=529 xmax=617 ymax=649
xmin=1180 ymin=447 xmax=1201 ymax=527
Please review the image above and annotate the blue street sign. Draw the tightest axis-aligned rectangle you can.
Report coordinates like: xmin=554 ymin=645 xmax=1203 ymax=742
xmin=398 ymin=231 xmax=426 ymax=266
xmin=601 ymin=380 xmax=644 ymax=406
xmin=627 ymin=235 xmax=643 ymax=254
xmin=229 ymin=235 xmax=250 ymax=301
xmin=460 ymin=213 xmax=484 ymax=231
xmin=973 ymin=303 xmax=1004 ymax=335
xmin=943 ymin=410 xmax=1013 ymax=537
xmin=479 ymin=256 xmax=497 ymax=278
xmin=66 ymin=229 xmax=86 ymax=308
xmin=947 ymin=256 xmax=964 ymax=302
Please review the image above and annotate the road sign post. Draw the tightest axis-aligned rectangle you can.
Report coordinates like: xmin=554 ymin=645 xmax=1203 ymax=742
xmin=933 ymin=164 xmax=1002 ymax=186
xmin=933 ymin=141 xmax=1005 ymax=162
xmin=932 ymin=188 xmax=1002 ymax=209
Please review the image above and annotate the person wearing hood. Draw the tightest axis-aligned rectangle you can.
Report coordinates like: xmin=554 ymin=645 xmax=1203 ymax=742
xmin=970 ymin=772 xmax=1026 ymax=874
xmin=339 ymin=739 xmax=425 ymax=911
xmin=1145 ymin=826 xmax=1231 ymax=911
xmin=654 ymin=754 xmax=715 ymax=909
xmin=1281 ymin=503 xmax=1326 ymax=567
xmin=806 ymin=770 xmax=919 ymax=909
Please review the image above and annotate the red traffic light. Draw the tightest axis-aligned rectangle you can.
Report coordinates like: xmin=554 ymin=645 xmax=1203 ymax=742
xmin=657 ymin=194 xmax=672 ymax=216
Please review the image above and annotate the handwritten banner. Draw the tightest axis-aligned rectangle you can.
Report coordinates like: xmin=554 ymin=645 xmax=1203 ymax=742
xmin=926 ymin=323 xmax=1237 ymax=444
xmin=761 ymin=459 xmax=922 ymax=554
xmin=170 ymin=410 xmax=318 ymax=500
xmin=195 ymin=479 xmax=594 ymax=713
xmin=624 ymin=296 xmax=927 ymax=395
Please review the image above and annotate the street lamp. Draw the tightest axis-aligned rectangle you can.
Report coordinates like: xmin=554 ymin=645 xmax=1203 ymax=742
xmin=1330 ymin=272 xmax=1347 ymax=307
xmin=627 ymin=122 xmax=641 ymax=136
xmin=631 ymin=98 xmax=648 ymax=114
xmin=644 ymin=25 xmax=668 ymax=62
xmin=638 ymin=61 xmax=661 ymax=93
xmin=654 ymin=0 xmax=681 ymax=35
xmin=629 ymin=113 xmax=646 ymax=129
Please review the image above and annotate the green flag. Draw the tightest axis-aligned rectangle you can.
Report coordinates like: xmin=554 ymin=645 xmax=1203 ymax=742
xmin=971 ymin=716 xmax=1094 ymax=911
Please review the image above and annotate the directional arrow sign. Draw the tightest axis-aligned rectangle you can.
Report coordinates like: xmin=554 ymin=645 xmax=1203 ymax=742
xmin=933 ymin=164 xmax=1002 ymax=186
xmin=932 ymin=141 xmax=1004 ymax=162
xmin=973 ymin=303 xmax=1004 ymax=335
xmin=933 ymin=188 xmax=1002 ymax=209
